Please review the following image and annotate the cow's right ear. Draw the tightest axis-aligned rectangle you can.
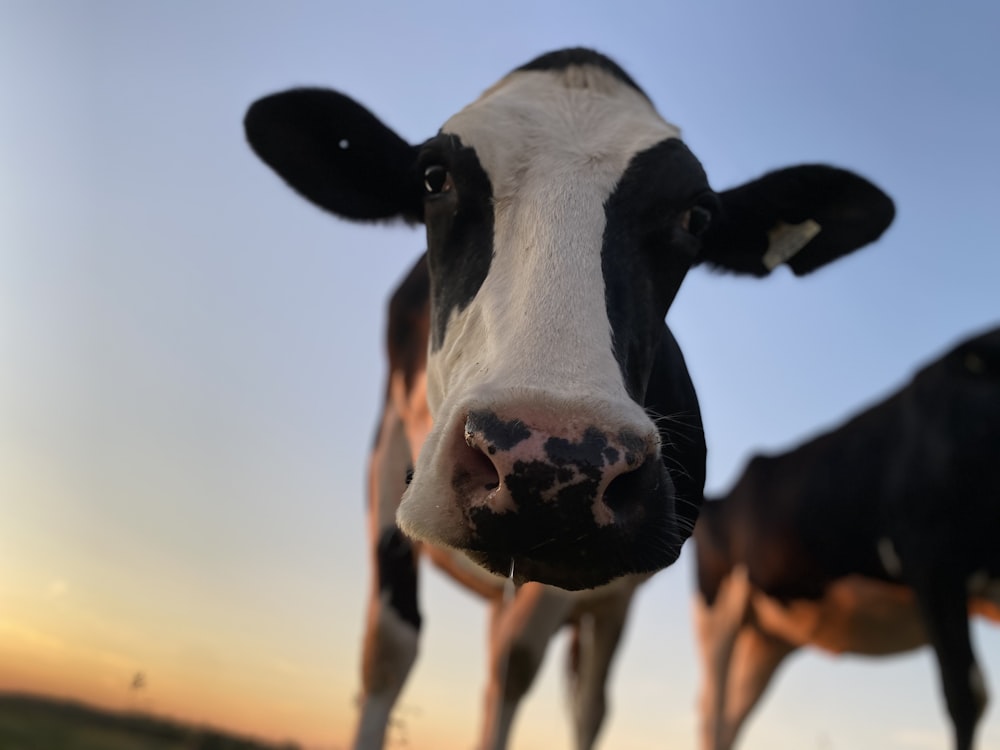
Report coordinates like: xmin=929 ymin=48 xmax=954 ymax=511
xmin=244 ymin=88 xmax=424 ymax=224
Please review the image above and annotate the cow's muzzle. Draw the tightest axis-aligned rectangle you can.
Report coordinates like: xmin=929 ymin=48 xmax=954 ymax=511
xmin=407 ymin=407 xmax=683 ymax=590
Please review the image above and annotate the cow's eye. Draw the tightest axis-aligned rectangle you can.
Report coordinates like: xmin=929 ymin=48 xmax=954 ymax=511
xmin=424 ymin=165 xmax=452 ymax=195
xmin=685 ymin=205 xmax=712 ymax=237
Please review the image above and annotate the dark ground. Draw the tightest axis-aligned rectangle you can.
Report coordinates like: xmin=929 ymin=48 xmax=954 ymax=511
xmin=0 ymin=693 xmax=303 ymax=750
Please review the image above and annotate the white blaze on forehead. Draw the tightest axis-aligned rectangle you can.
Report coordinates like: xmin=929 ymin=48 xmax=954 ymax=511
xmin=428 ymin=66 xmax=681 ymax=413
xmin=443 ymin=67 xmax=680 ymax=206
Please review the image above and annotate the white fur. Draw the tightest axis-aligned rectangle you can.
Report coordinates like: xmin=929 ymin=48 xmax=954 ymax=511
xmin=429 ymin=67 xmax=679 ymax=413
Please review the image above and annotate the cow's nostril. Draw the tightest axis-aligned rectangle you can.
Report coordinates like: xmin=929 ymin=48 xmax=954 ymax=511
xmin=458 ymin=432 xmax=502 ymax=492
xmin=602 ymin=455 xmax=658 ymax=522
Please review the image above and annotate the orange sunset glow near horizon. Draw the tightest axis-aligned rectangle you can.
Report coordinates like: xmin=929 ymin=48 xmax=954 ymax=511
xmin=0 ymin=575 xmax=352 ymax=748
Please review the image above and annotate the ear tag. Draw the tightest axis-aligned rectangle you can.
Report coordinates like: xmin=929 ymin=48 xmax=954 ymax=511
xmin=762 ymin=219 xmax=822 ymax=270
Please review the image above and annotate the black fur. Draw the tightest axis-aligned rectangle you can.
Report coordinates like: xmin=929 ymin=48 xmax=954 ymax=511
xmin=703 ymin=326 xmax=1000 ymax=598
xmin=418 ymin=135 xmax=495 ymax=350
xmin=601 ymin=138 xmax=712 ymax=399
xmin=244 ymin=88 xmax=422 ymax=222
xmin=643 ymin=326 xmax=706 ymax=545
xmin=376 ymin=527 xmax=421 ymax=630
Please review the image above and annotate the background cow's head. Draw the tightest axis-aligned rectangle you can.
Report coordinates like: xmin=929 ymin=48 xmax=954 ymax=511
xmin=245 ymin=48 xmax=894 ymax=589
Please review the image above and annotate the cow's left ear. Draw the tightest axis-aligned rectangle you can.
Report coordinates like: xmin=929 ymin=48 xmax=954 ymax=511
xmin=697 ymin=165 xmax=895 ymax=276
xmin=244 ymin=88 xmax=424 ymax=224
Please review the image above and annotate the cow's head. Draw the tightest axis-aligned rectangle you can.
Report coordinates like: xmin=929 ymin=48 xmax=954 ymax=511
xmin=245 ymin=48 xmax=894 ymax=589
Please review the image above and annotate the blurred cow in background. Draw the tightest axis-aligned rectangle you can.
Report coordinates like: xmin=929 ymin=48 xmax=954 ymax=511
xmin=695 ymin=324 xmax=1000 ymax=750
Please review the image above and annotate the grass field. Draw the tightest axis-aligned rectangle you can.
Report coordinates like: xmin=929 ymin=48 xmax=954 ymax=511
xmin=0 ymin=693 xmax=303 ymax=750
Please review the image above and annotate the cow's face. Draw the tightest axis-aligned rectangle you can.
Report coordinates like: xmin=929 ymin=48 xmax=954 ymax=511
xmin=245 ymin=48 xmax=895 ymax=589
xmin=408 ymin=59 xmax=715 ymax=587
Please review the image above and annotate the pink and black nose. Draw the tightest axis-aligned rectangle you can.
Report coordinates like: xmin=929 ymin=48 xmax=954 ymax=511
xmin=451 ymin=409 xmax=681 ymax=589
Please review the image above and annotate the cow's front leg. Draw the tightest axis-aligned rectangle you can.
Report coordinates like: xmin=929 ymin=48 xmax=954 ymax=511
xmin=566 ymin=587 xmax=636 ymax=750
xmin=911 ymin=568 xmax=987 ymax=750
xmin=481 ymin=583 xmax=573 ymax=750
xmin=354 ymin=409 xmax=421 ymax=750
xmin=354 ymin=526 xmax=420 ymax=749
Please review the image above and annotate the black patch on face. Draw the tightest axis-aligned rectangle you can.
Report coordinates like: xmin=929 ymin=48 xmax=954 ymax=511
xmin=516 ymin=48 xmax=648 ymax=101
xmin=376 ymin=527 xmax=421 ymax=630
xmin=643 ymin=325 xmax=706 ymax=543
xmin=601 ymin=138 xmax=714 ymax=401
xmin=419 ymin=135 xmax=495 ymax=351
xmin=465 ymin=411 xmax=531 ymax=452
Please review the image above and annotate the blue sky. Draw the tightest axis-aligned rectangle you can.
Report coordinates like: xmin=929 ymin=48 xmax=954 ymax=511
xmin=2 ymin=2 xmax=998 ymax=748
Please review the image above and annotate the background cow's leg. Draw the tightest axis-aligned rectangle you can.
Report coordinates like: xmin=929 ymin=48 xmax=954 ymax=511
xmin=720 ymin=623 xmax=795 ymax=750
xmin=354 ymin=407 xmax=420 ymax=750
xmin=694 ymin=565 xmax=752 ymax=750
xmin=566 ymin=588 xmax=636 ymax=750
xmin=912 ymin=569 xmax=986 ymax=750
xmin=481 ymin=583 xmax=573 ymax=750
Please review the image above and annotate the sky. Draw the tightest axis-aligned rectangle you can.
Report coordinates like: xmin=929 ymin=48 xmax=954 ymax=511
xmin=1 ymin=2 xmax=998 ymax=749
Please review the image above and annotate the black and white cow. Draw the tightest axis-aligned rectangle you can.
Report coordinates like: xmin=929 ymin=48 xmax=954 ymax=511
xmin=695 ymin=325 xmax=1000 ymax=750
xmin=245 ymin=49 xmax=893 ymax=749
